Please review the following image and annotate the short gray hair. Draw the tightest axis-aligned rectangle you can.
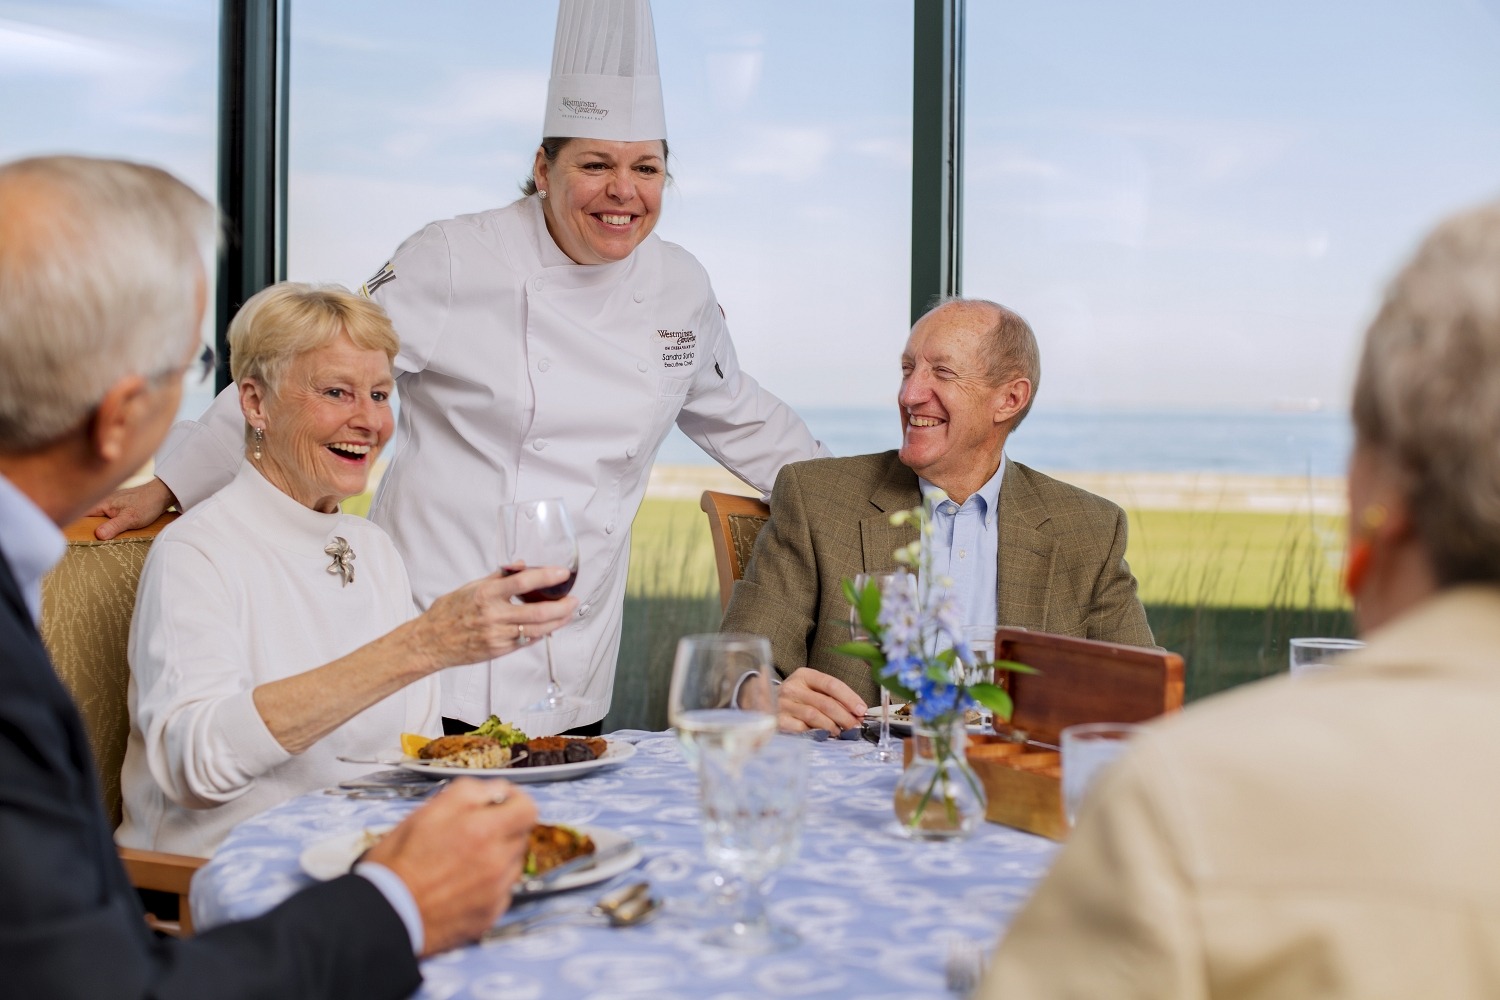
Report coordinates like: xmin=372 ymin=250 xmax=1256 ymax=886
xmin=930 ymin=296 xmax=1042 ymax=429
xmin=0 ymin=156 xmax=216 ymax=451
xmin=228 ymin=282 xmax=398 ymax=393
xmin=1352 ymin=199 xmax=1500 ymax=585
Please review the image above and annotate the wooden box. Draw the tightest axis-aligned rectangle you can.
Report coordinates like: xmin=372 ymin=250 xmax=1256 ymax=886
xmin=965 ymin=629 xmax=1184 ymax=840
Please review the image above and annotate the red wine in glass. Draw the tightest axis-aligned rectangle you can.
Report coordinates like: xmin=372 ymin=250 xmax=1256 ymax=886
xmin=498 ymin=499 xmax=579 ymax=712
xmin=500 ymin=566 xmax=577 ymax=602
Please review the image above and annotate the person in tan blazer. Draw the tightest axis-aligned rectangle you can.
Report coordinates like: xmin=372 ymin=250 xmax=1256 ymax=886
xmin=980 ymin=201 xmax=1500 ymax=999
xmin=721 ymin=298 xmax=1154 ymax=732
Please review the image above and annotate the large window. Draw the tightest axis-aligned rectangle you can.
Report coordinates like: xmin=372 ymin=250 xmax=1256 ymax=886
xmin=284 ymin=0 xmax=913 ymax=727
xmin=962 ymin=0 xmax=1500 ymax=694
xmin=0 ymin=0 xmax=220 ymax=423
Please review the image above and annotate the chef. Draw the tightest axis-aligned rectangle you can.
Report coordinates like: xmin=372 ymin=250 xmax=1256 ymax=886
xmin=92 ymin=0 xmax=829 ymax=737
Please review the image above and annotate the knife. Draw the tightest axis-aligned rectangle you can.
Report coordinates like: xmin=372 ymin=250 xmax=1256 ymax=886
xmin=517 ymin=839 xmax=636 ymax=894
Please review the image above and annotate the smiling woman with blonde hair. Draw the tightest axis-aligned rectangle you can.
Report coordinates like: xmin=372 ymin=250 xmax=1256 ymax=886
xmin=979 ymin=200 xmax=1500 ymax=999
xmin=116 ymin=282 xmax=575 ymax=856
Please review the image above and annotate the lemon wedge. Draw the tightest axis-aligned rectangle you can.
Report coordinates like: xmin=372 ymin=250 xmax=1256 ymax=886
xmin=400 ymin=732 xmax=432 ymax=757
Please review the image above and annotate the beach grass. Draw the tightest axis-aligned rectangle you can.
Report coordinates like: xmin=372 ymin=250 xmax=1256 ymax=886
xmin=601 ymin=496 xmax=1356 ymax=730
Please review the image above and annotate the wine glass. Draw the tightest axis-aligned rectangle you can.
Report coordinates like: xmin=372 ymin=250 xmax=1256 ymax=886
xmin=697 ymin=735 xmax=806 ymax=953
xmin=849 ymin=571 xmax=914 ymax=763
xmin=498 ymin=498 xmax=578 ymax=712
xmin=1289 ymin=637 xmax=1364 ymax=676
xmin=668 ymin=633 xmax=778 ymax=772
xmin=961 ymin=625 xmax=996 ymax=734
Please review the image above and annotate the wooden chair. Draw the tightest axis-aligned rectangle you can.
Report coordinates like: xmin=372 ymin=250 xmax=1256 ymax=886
xmin=699 ymin=490 xmax=771 ymax=611
xmin=40 ymin=513 xmax=206 ymax=936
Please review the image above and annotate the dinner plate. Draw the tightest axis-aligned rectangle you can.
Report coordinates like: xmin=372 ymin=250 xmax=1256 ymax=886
xmin=395 ymin=738 xmax=636 ymax=783
xmin=299 ymin=824 xmax=640 ymax=896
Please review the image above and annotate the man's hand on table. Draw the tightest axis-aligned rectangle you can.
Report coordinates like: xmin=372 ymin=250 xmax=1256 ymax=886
xmin=777 ymin=668 xmax=866 ymax=734
xmin=364 ymin=778 xmax=537 ymax=957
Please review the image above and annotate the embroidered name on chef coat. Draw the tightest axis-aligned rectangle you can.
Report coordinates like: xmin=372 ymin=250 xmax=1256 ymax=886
xmin=658 ymin=329 xmax=696 ymax=370
xmin=360 ymin=261 xmax=396 ymax=298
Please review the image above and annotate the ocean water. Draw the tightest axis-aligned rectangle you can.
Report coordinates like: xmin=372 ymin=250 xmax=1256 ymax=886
xmin=659 ymin=406 xmax=1355 ymax=478
xmin=179 ymin=386 xmax=1352 ymax=478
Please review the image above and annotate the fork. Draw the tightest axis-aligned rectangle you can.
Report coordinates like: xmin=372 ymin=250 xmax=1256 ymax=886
xmin=944 ymin=940 xmax=987 ymax=997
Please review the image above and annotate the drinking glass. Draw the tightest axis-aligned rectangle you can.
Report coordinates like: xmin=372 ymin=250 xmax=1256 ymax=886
xmin=1289 ymin=637 xmax=1364 ymax=676
xmin=961 ymin=625 xmax=996 ymax=734
xmin=668 ymin=633 xmax=778 ymax=773
xmin=498 ymin=499 xmax=578 ymax=712
xmin=1061 ymin=722 xmax=1143 ymax=827
xmin=697 ymin=736 xmax=806 ymax=952
xmin=849 ymin=571 xmax=914 ymax=763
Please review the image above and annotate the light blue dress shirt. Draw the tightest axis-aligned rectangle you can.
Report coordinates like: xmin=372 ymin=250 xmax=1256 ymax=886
xmin=918 ymin=455 xmax=1005 ymax=633
xmin=0 ymin=472 xmax=425 ymax=954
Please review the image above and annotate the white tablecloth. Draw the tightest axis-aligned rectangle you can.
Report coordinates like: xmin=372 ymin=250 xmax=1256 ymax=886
xmin=192 ymin=731 xmax=1058 ymax=999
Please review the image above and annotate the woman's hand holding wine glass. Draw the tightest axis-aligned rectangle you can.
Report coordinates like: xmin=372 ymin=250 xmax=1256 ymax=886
xmin=498 ymin=498 xmax=579 ymax=712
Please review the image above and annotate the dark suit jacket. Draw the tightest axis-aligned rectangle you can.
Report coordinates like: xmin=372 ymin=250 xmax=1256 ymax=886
xmin=0 ymin=550 xmax=422 ymax=999
xmin=720 ymin=451 xmax=1155 ymax=702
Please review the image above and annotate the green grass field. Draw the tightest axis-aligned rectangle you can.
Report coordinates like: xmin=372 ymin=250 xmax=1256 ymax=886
xmin=600 ymin=497 xmax=1356 ymax=730
xmin=339 ymin=490 xmax=1355 ymax=730
xmin=624 ymin=498 xmax=1350 ymax=610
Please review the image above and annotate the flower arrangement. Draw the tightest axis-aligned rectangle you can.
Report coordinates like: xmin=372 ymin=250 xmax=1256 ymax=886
xmin=834 ymin=496 xmax=1032 ymax=837
xmin=835 ymin=500 xmax=1026 ymax=727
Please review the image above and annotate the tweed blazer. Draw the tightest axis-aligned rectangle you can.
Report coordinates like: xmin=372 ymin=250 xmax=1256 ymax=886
xmin=720 ymin=450 xmax=1154 ymax=702
xmin=981 ymin=585 xmax=1500 ymax=1000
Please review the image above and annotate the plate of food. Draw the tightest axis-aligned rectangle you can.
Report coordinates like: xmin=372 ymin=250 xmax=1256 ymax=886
xmin=299 ymin=822 xmax=639 ymax=896
xmin=396 ymin=726 xmax=636 ymax=783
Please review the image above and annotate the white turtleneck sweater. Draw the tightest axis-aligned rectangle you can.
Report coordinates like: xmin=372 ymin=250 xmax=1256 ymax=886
xmin=117 ymin=463 xmax=441 ymax=857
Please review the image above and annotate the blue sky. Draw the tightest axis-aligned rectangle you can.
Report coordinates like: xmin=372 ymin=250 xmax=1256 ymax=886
xmin=4 ymin=0 xmax=1498 ymax=418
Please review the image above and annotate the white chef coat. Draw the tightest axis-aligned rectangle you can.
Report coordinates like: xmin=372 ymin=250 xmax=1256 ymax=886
xmin=155 ymin=194 xmax=828 ymax=734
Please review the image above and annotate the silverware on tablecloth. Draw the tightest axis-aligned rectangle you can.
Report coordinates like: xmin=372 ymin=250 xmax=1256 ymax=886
xmin=483 ymin=881 xmax=658 ymax=941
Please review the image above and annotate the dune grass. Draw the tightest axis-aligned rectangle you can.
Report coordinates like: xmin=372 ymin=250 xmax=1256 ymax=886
xmin=600 ymin=496 xmax=1356 ymax=729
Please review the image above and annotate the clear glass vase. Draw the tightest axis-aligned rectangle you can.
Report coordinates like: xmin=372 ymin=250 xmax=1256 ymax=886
xmin=893 ymin=718 xmax=987 ymax=840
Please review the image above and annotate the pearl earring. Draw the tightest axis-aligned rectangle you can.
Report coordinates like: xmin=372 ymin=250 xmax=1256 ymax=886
xmin=253 ymin=426 xmax=264 ymax=462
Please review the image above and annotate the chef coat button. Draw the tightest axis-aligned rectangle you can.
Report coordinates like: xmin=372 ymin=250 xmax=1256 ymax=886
xmin=532 ymin=277 xmax=544 ymax=292
xmin=633 ymin=290 xmax=644 ymax=303
xmin=538 ymin=357 xmax=551 ymax=373
xmin=578 ymin=603 xmax=591 ymax=618
xmin=627 ymin=445 xmax=639 ymax=458
xmin=533 ymin=439 xmax=548 ymax=451
xmin=637 ymin=360 xmax=649 ymax=373
xmin=605 ymin=521 xmax=616 ymax=534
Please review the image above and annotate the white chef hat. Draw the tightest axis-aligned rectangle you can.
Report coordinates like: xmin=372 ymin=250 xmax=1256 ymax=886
xmin=543 ymin=0 xmax=666 ymax=141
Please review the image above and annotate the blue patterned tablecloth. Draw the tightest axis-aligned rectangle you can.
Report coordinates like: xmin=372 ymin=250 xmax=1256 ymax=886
xmin=193 ymin=731 xmax=1057 ymax=999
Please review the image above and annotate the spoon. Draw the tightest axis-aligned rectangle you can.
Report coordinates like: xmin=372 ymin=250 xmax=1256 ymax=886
xmin=482 ymin=881 xmax=660 ymax=941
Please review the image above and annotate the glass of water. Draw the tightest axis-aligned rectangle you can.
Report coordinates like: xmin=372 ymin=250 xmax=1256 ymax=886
xmin=1061 ymin=722 xmax=1144 ymax=828
xmin=961 ymin=625 xmax=996 ymax=734
xmin=1289 ymin=637 xmax=1364 ymax=676
xmin=668 ymin=633 xmax=778 ymax=772
xmin=849 ymin=571 xmax=914 ymax=763
xmin=698 ymin=736 xmax=807 ymax=952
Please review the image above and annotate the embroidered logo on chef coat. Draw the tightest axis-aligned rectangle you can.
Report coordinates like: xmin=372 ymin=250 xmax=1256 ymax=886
xmin=360 ymin=261 xmax=396 ymax=298
xmin=657 ymin=329 xmax=696 ymax=370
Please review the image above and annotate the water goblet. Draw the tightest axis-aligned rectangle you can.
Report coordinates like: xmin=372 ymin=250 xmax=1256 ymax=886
xmin=498 ymin=498 xmax=578 ymax=712
xmin=1061 ymin=722 xmax=1143 ymax=828
xmin=697 ymin=736 xmax=807 ymax=953
xmin=1289 ymin=637 xmax=1364 ymax=676
xmin=668 ymin=633 xmax=778 ymax=773
xmin=849 ymin=571 xmax=915 ymax=763
xmin=961 ymin=625 xmax=997 ymax=734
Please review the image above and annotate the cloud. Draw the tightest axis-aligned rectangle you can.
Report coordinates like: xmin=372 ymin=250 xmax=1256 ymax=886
xmin=728 ymin=124 xmax=834 ymax=181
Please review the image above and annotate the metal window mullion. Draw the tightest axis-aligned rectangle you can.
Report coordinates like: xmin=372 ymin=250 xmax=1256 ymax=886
xmin=910 ymin=0 xmax=964 ymax=327
xmin=215 ymin=0 xmax=288 ymax=392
